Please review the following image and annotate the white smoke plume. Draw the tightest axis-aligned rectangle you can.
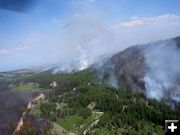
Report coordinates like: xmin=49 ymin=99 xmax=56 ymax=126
xmin=143 ymin=40 xmax=180 ymax=101
xmin=1 ymin=13 xmax=180 ymax=72
xmin=106 ymin=65 xmax=119 ymax=89
xmin=47 ymin=13 xmax=180 ymax=74
xmin=94 ymin=60 xmax=119 ymax=89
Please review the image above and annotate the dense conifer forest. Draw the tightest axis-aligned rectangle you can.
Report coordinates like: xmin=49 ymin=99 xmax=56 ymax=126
xmin=14 ymin=70 xmax=180 ymax=135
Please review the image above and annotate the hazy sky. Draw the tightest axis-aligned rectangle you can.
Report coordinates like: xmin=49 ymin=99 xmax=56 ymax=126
xmin=0 ymin=0 xmax=180 ymax=71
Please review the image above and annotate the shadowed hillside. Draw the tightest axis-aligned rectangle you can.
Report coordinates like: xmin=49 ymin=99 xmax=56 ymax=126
xmin=0 ymin=91 xmax=36 ymax=134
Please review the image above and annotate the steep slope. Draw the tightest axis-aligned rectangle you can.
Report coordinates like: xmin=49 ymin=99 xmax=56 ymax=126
xmin=110 ymin=45 xmax=146 ymax=92
xmin=0 ymin=91 xmax=36 ymax=135
xmin=107 ymin=36 xmax=180 ymax=99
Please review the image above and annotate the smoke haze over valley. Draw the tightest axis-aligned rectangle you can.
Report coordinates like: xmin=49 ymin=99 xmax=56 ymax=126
xmin=0 ymin=0 xmax=180 ymax=72
xmin=0 ymin=1 xmax=180 ymax=134
xmin=0 ymin=0 xmax=180 ymax=104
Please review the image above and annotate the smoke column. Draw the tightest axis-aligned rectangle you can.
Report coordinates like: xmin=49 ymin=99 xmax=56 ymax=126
xmin=143 ymin=40 xmax=180 ymax=101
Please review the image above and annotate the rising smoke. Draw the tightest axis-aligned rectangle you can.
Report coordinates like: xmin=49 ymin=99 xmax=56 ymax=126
xmin=48 ymin=13 xmax=180 ymax=74
xmin=94 ymin=61 xmax=119 ymax=89
xmin=105 ymin=65 xmax=119 ymax=90
xmin=143 ymin=40 xmax=180 ymax=102
xmin=1 ymin=0 xmax=180 ymax=97
xmin=1 ymin=7 xmax=180 ymax=72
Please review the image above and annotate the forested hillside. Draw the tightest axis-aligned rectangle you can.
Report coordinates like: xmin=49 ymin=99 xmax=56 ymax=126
xmin=15 ymin=70 xmax=180 ymax=135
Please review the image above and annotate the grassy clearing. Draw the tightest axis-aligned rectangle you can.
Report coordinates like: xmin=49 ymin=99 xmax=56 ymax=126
xmin=47 ymin=122 xmax=76 ymax=135
xmin=13 ymin=83 xmax=40 ymax=92
xmin=57 ymin=115 xmax=84 ymax=134
xmin=57 ymin=114 xmax=96 ymax=135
